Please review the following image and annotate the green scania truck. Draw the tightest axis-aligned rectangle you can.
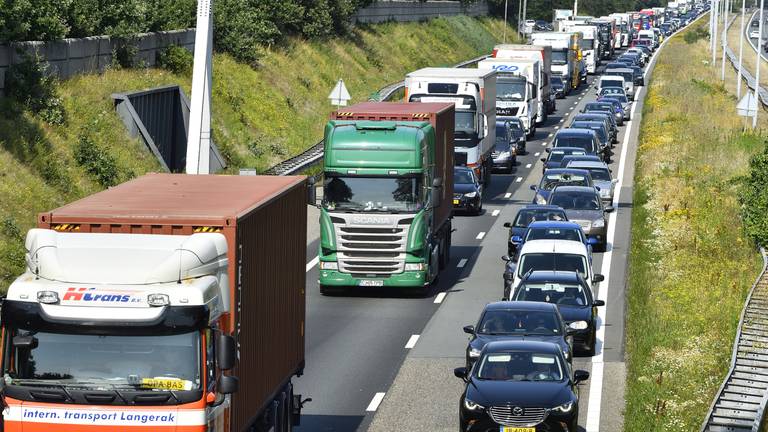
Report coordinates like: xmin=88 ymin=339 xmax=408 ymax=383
xmin=317 ymin=102 xmax=455 ymax=294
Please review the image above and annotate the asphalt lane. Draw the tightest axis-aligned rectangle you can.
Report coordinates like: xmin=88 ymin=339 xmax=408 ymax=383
xmin=294 ymin=85 xmax=592 ymax=432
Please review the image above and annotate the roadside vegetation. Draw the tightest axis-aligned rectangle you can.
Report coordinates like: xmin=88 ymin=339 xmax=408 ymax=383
xmin=625 ymin=17 xmax=765 ymax=431
xmin=0 ymin=15 xmax=508 ymax=292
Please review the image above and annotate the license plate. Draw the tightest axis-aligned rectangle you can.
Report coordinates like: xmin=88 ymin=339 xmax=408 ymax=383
xmin=453 ymin=199 xmax=460 ymax=205
xmin=500 ymin=428 xmax=535 ymax=432
xmin=359 ymin=280 xmax=384 ymax=287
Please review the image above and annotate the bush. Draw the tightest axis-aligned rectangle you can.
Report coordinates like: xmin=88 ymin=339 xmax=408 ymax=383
xmin=683 ymin=26 xmax=709 ymax=44
xmin=739 ymin=142 xmax=768 ymax=246
xmin=157 ymin=45 xmax=193 ymax=75
xmin=5 ymin=53 xmax=67 ymax=125
xmin=73 ymin=133 xmax=120 ymax=187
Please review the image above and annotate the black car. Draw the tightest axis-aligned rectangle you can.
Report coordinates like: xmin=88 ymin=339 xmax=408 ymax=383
xmin=540 ymin=146 xmax=589 ymax=172
xmin=582 ymin=102 xmax=622 ymax=126
xmin=551 ymin=75 xmax=566 ymax=99
xmin=503 ymin=205 xmax=568 ymax=256
xmin=453 ymin=166 xmax=483 ymax=215
xmin=511 ymin=271 xmax=605 ymax=355
xmin=455 ymin=340 xmax=589 ymax=432
xmin=573 ymin=113 xmax=618 ymax=144
xmin=464 ymin=301 xmax=573 ymax=368
xmin=551 ymin=129 xmax=602 ymax=160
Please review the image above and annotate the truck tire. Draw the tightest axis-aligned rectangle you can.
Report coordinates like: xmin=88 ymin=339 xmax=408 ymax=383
xmin=483 ymin=159 xmax=492 ymax=187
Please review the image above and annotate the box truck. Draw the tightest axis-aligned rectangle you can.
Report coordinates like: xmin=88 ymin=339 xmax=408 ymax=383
xmin=405 ymin=68 xmax=495 ymax=186
xmin=1 ymin=173 xmax=309 ymax=432
xmin=559 ymin=23 xmax=599 ymax=74
xmin=317 ymin=102 xmax=455 ymax=293
xmin=492 ymin=44 xmax=555 ymax=117
xmin=610 ymin=13 xmax=632 ymax=46
xmin=477 ymin=58 xmax=540 ymax=136
xmin=531 ymin=32 xmax=582 ymax=90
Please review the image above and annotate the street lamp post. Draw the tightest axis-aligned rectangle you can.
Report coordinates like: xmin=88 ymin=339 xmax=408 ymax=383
xmin=737 ymin=0 xmax=746 ymax=96
xmin=722 ymin=0 xmax=729 ymax=80
xmin=754 ymin=0 xmax=764 ymax=127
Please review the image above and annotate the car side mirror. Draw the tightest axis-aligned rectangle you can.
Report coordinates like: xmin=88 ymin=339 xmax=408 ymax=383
xmin=463 ymin=325 xmax=475 ymax=334
xmin=587 ymin=237 xmax=599 ymax=245
xmin=217 ymin=333 xmax=237 ymax=371
xmin=604 ymin=206 xmax=615 ymax=213
xmin=511 ymin=235 xmax=523 ymax=243
xmin=592 ymin=274 xmax=605 ymax=283
xmin=503 ymin=222 xmax=512 ymax=228
xmin=540 ymin=158 xmax=547 ymax=163
xmin=501 ymin=255 xmax=512 ymax=262
xmin=574 ymin=369 xmax=590 ymax=383
xmin=217 ymin=375 xmax=239 ymax=395
xmin=595 ymin=186 xmax=601 ymax=191
xmin=454 ymin=367 xmax=469 ymax=381
xmin=594 ymin=300 xmax=606 ymax=307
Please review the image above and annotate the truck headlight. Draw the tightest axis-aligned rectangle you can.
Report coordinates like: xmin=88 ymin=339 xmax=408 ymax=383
xmin=464 ymin=191 xmax=477 ymax=198
xmin=404 ymin=263 xmax=425 ymax=271
xmin=592 ymin=219 xmax=605 ymax=228
xmin=553 ymin=401 xmax=575 ymax=413
xmin=319 ymin=261 xmax=338 ymax=270
xmin=469 ymin=347 xmax=482 ymax=358
xmin=568 ymin=321 xmax=589 ymax=330
xmin=463 ymin=398 xmax=485 ymax=411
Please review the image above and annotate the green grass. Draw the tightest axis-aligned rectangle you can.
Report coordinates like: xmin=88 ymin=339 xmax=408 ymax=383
xmin=0 ymin=16 xmax=510 ymax=292
xmin=624 ymin=18 xmax=765 ymax=431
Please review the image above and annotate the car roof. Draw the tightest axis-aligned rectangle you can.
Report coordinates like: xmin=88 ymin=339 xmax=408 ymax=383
xmin=571 ymin=121 xmax=606 ymax=128
xmin=550 ymin=185 xmax=600 ymax=194
xmin=521 ymin=204 xmax=567 ymax=212
xmin=483 ymin=340 xmax=562 ymax=354
xmin=566 ymin=160 xmax=610 ymax=169
xmin=519 ymin=239 xmax=589 ymax=254
xmin=542 ymin=168 xmax=592 ymax=176
xmin=527 ymin=220 xmax=582 ymax=229
xmin=455 ymin=166 xmax=473 ymax=173
xmin=484 ymin=300 xmax=559 ymax=312
xmin=525 ymin=270 xmax=584 ymax=282
xmin=605 ymin=67 xmax=633 ymax=73
xmin=600 ymin=75 xmax=625 ymax=80
xmin=555 ymin=129 xmax=595 ymax=137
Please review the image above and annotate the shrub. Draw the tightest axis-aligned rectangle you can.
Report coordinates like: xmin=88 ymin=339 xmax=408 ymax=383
xmin=683 ymin=26 xmax=709 ymax=44
xmin=739 ymin=141 xmax=768 ymax=246
xmin=73 ymin=133 xmax=120 ymax=187
xmin=157 ymin=45 xmax=193 ymax=75
xmin=5 ymin=52 xmax=67 ymax=125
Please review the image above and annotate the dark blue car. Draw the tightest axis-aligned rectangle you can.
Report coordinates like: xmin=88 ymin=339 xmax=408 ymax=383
xmin=530 ymin=168 xmax=595 ymax=205
xmin=514 ymin=220 xmax=598 ymax=255
xmin=504 ymin=205 xmax=568 ymax=256
xmin=540 ymin=147 xmax=589 ymax=172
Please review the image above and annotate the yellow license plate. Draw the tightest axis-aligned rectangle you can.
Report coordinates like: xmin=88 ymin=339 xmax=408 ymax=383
xmin=500 ymin=428 xmax=535 ymax=432
xmin=453 ymin=199 xmax=460 ymax=205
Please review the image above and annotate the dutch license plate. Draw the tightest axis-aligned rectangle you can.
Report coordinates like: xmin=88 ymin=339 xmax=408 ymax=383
xmin=500 ymin=428 xmax=535 ymax=432
xmin=359 ymin=280 xmax=384 ymax=287
xmin=453 ymin=199 xmax=460 ymax=205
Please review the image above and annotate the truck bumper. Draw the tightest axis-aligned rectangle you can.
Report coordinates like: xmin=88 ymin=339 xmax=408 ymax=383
xmin=319 ymin=269 xmax=428 ymax=288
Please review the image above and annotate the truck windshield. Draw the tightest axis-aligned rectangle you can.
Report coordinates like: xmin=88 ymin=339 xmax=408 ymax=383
xmin=497 ymin=81 xmax=526 ymax=101
xmin=455 ymin=111 xmax=477 ymax=136
xmin=552 ymin=50 xmax=568 ymax=65
xmin=323 ymin=176 xmax=423 ymax=213
xmin=3 ymin=329 xmax=201 ymax=391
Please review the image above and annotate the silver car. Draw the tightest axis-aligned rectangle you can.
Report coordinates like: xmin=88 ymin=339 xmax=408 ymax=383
xmin=564 ymin=160 xmax=618 ymax=203
xmin=547 ymin=185 xmax=614 ymax=252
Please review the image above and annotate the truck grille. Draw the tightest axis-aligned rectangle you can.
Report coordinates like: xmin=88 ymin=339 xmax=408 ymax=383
xmin=333 ymin=217 xmax=410 ymax=275
xmin=488 ymin=405 xmax=547 ymax=427
xmin=497 ymin=107 xmax=520 ymax=116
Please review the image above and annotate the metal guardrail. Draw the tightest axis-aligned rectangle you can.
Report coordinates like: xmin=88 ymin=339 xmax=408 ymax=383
xmin=265 ymin=54 xmax=490 ymax=175
xmin=723 ymin=11 xmax=768 ymax=107
xmin=701 ymin=248 xmax=768 ymax=432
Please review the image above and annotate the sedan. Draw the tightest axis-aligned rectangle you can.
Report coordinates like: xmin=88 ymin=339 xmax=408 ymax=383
xmin=569 ymin=121 xmax=612 ymax=158
xmin=530 ymin=168 xmax=595 ymax=205
xmin=463 ymin=301 xmax=573 ymax=367
xmin=599 ymin=94 xmax=631 ymax=120
xmin=504 ymin=205 xmax=568 ymax=256
xmin=582 ymin=102 xmax=622 ymax=126
xmin=453 ymin=166 xmax=483 ymax=215
xmin=547 ymin=185 xmax=614 ymax=251
xmin=455 ymin=341 xmax=589 ymax=432
xmin=566 ymin=160 xmax=617 ymax=203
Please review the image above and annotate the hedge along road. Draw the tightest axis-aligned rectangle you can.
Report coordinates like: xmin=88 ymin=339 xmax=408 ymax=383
xmin=360 ymin=19 xmax=701 ymax=432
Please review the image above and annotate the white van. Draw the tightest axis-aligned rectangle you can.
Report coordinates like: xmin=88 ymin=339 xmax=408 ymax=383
xmin=604 ymin=68 xmax=635 ymax=100
xmin=637 ymin=29 xmax=657 ymax=49
xmin=508 ymin=239 xmax=601 ymax=293
xmin=597 ymin=75 xmax=630 ymax=99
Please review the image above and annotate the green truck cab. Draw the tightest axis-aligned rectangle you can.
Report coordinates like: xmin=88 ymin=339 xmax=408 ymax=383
xmin=317 ymin=102 xmax=455 ymax=294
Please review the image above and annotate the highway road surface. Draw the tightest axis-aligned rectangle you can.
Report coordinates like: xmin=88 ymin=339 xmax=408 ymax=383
xmin=293 ymin=29 xmax=677 ymax=432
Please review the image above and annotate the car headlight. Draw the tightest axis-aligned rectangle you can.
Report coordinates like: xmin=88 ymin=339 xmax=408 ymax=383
xmin=464 ymin=398 xmax=485 ymax=411
xmin=568 ymin=321 xmax=589 ymax=330
xmin=592 ymin=219 xmax=605 ymax=228
xmin=404 ymin=263 xmax=425 ymax=271
xmin=469 ymin=347 xmax=482 ymax=358
xmin=319 ymin=261 xmax=338 ymax=270
xmin=464 ymin=191 xmax=477 ymax=198
xmin=552 ymin=401 xmax=574 ymax=413
xmin=497 ymin=151 xmax=510 ymax=158
xmin=600 ymin=188 xmax=610 ymax=197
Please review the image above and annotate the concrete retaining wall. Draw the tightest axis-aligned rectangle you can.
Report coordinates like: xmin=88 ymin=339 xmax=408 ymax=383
xmin=352 ymin=0 xmax=489 ymax=24
xmin=0 ymin=29 xmax=194 ymax=92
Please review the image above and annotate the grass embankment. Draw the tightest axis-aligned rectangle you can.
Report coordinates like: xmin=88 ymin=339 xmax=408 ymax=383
xmin=0 ymin=16 xmax=509 ymax=292
xmin=624 ymin=18 xmax=765 ymax=431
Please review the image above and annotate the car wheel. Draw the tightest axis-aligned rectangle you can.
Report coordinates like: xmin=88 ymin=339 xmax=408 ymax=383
xmin=568 ymin=416 xmax=579 ymax=432
xmin=474 ymin=199 xmax=483 ymax=215
xmin=586 ymin=329 xmax=597 ymax=356
xmin=507 ymin=160 xmax=514 ymax=173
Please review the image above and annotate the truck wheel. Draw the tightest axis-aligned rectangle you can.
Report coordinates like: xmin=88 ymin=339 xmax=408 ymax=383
xmin=319 ymin=285 xmax=342 ymax=296
xmin=483 ymin=160 xmax=492 ymax=187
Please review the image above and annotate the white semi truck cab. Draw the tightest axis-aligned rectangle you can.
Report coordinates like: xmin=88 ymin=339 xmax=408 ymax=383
xmin=477 ymin=58 xmax=539 ymax=137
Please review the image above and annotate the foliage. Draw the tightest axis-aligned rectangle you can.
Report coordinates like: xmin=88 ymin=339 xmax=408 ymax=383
xmin=739 ymin=143 xmax=768 ymax=247
xmin=5 ymin=52 xmax=66 ymax=125
xmin=156 ymin=45 xmax=193 ymax=76
xmin=73 ymin=133 xmax=120 ymax=187
xmin=683 ymin=24 xmax=709 ymax=44
xmin=488 ymin=0 xmax=664 ymax=21
xmin=625 ymin=19 xmax=763 ymax=431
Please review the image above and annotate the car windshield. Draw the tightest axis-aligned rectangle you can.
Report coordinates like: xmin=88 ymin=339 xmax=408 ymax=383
xmin=525 ymin=227 xmax=583 ymax=242
xmin=551 ymin=76 xmax=563 ymax=86
xmin=3 ymin=329 xmax=201 ymax=391
xmin=539 ymin=173 xmax=590 ymax=190
xmin=454 ymin=170 xmax=475 ymax=185
xmin=497 ymin=81 xmax=527 ymax=101
xmin=513 ymin=209 xmax=567 ymax=227
xmin=324 ymin=176 xmax=424 ymax=212
xmin=478 ymin=310 xmax=562 ymax=335
xmin=600 ymin=87 xmax=624 ymax=96
xmin=604 ymin=95 xmax=628 ymax=103
xmin=476 ymin=351 xmax=563 ymax=381
xmin=518 ymin=253 xmax=588 ymax=277
xmin=552 ymin=50 xmax=568 ymax=65
xmin=509 ymin=122 xmax=524 ymax=138
xmin=554 ymin=135 xmax=594 ymax=152
xmin=514 ymin=281 xmax=589 ymax=306
xmin=548 ymin=149 xmax=585 ymax=163
xmin=582 ymin=167 xmax=611 ymax=181
xmin=601 ymin=79 xmax=624 ymax=88
xmin=550 ymin=190 xmax=601 ymax=210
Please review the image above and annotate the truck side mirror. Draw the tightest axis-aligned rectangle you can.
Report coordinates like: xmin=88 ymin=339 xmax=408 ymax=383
xmin=217 ymin=334 xmax=237 ymax=371
xmin=432 ymin=177 xmax=443 ymax=188
xmin=217 ymin=375 xmax=239 ymax=395
xmin=13 ymin=335 xmax=38 ymax=349
xmin=307 ymin=177 xmax=318 ymax=207
xmin=478 ymin=114 xmax=488 ymax=139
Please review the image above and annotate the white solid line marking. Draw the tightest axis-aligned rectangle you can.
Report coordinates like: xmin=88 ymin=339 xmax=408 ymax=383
xmin=554 ymin=125 xmax=560 ymax=129
xmin=306 ymin=256 xmax=319 ymax=272
xmin=405 ymin=334 xmax=420 ymax=349
xmin=568 ymin=106 xmax=574 ymax=110
xmin=476 ymin=232 xmax=486 ymax=240
xmin=504 ymin=192 xmax=512 ymax=198
xmin=492 ymin=209 xmax=501 ymax=216
xmin=366 ymin=392 xmax=386 ymax=412
xmin=516 ymin=176 xmax=523 ymax=183
xmin=525 ymin=163 xmax=532 ymax=168
xmin=434 ymin=292 xmax=447 ymax=304
xmin=457 ymin=258 xmax=468 ymax=268
xmin=534 ymin=152 xmax=541 ymax=156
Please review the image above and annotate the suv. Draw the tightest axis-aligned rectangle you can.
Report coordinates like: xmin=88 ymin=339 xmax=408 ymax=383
xmin=547 ymin=185 xmax=614 ymax=251
xmin=504 ymin=205 xmax=568 ymax=256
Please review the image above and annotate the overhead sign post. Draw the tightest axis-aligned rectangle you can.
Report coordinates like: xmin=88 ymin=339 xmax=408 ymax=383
xmin=328 ymin=79 xmax=351 ymax=109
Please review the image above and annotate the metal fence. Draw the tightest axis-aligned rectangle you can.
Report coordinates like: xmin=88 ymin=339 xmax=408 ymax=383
xmin=723 ymin=12 xmax=768 ymax=107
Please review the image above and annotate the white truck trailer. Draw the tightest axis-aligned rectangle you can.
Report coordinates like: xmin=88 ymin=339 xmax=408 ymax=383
xmin=478 ymin=58 xmax=540 ymax=137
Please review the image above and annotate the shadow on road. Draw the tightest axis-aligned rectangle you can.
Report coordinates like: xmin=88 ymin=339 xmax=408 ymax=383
xmin=294 ymin=414 xmax=364 ymax=432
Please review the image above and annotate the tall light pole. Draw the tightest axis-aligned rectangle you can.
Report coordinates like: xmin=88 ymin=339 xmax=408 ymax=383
xmin=186 ymin=0 xmax=213 ymax=175
xmin=754 ymin=0 xmax=764 ymax=127
xmin=503 ymin=0 xmax=509 ymax=43
xmin=711 ymin=0 xmax=716 ymax=52
xmin=518 ymin=0 xmax=523 ymax=36
xmin=737 ymin=0 xmax=746 ymax=96
xmin=713 ymin=0 xmax=720 ymax=65
xmin=722 ymin=0 xmax=729 ymax=79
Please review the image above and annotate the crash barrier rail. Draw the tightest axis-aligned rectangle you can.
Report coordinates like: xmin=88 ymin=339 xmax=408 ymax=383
xmin=723 ymin=12 xmax=768 ymax=107
xmin=701 ymin=247 xmax=768 ymax=432
xmin=265 ymin=54 xmax=489 ymax=175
